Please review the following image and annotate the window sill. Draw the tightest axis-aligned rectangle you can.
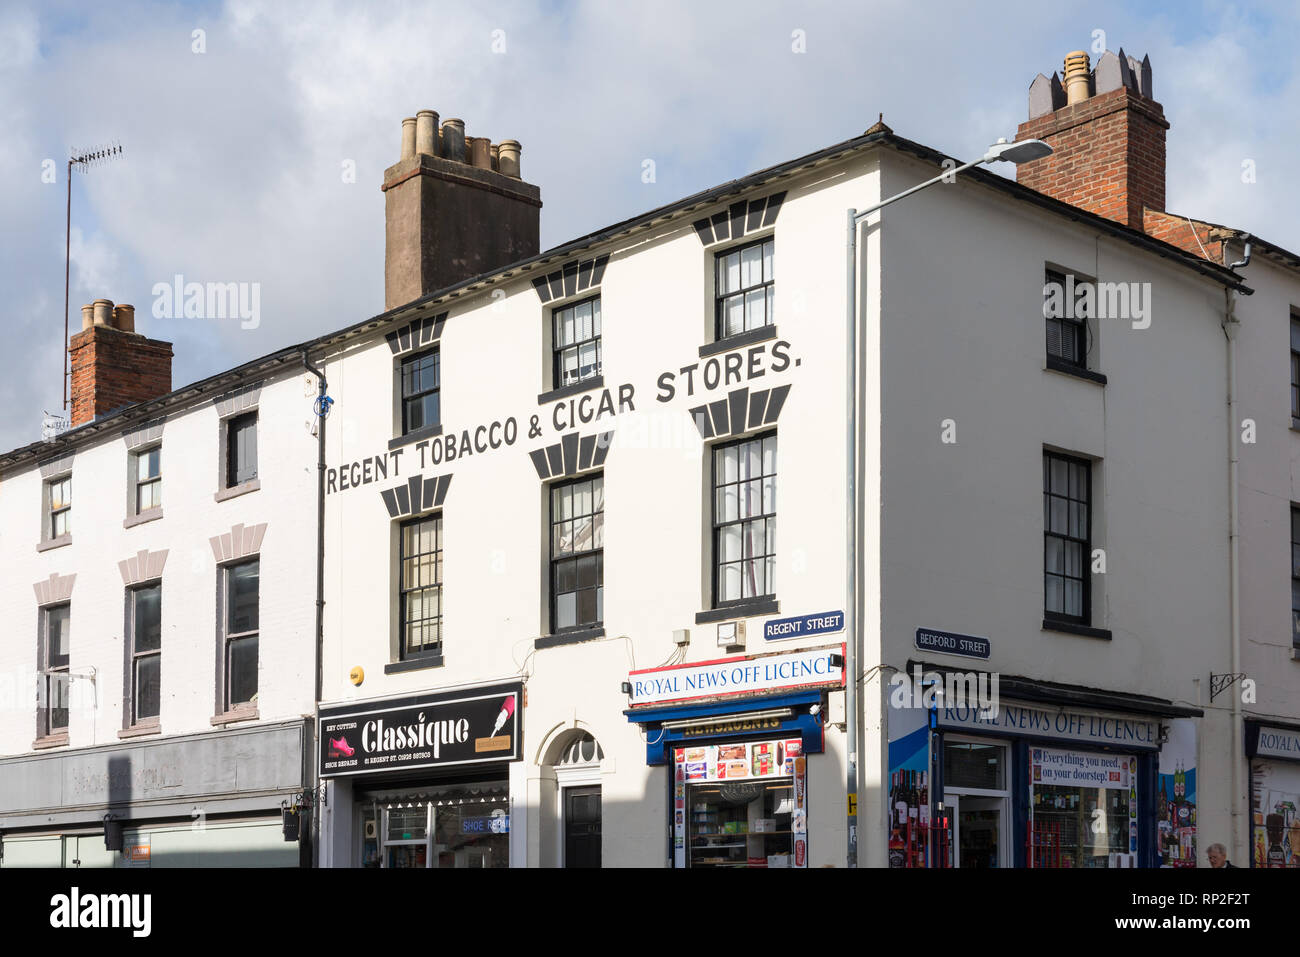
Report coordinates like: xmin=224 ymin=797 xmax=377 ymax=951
xmin=210 ymin=708 xmax=259 ymax=726
xmin=538 ymin=375 xmax=605 ymax=406
xmin=1042 ymin=619 xmax=1112 ymax=641
xmin=32 ymin=732 xmax=69 ymax=750
xmin=1045 ymin=357 xmax=1107 ymax=385
xmin=535 ymin=626 xmax=606 ymax=650
xmin=389 ymin=423 xmax=444 ymax=451
xmin=118 ymin=721 xmax=161 ymax=740
xmin=699 ymin=325 xmax=778 ymax=359
xmin=384 ymin=654 xmax=445 ymax=674
xmin=214 ymin=479 xmax=260 ymax=503
xmin=696 ymin=598 xmax=779 ymax=625
xmin=123 ymin=507 xmax=164 ymax=529
xmin=37 ymin=534 xmax=73 ymax=553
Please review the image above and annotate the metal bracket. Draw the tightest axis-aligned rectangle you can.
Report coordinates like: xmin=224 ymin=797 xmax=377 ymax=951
xmin=1210 ymin=672 xmax=1248 ymax=702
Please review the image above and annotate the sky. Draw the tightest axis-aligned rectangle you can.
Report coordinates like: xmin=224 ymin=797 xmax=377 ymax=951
xmin=1 ymin=0 xmax=1297 ymax=452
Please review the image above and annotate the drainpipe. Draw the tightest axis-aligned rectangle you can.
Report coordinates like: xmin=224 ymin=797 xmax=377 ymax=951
xmin=1223 ymin=235 xmax=1251 ymax=863
xmin=845 ymin=209 xmax=859 ymax=868
xmin=302 ymin=350 xmax=328 ymax=868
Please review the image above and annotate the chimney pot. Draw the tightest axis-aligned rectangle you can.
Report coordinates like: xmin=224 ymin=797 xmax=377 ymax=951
xmin=415 ymin=110 xmax=437 ymax=156
xmin=92 ymin=299 xmax=114 ymax=326
xmin=469 ymin=136 xmax=492 ymax=170
xmin=489 ymin=143 xmax=500 ymax=171
xmin=80 ymin=303 xmax=94 ymax=331
xmin=1063 ymin=50 xmax=1091 ymax=105
xmin=113 ymin=304 xmax=136 ymax=333
xmin=441 ymin=119 xmax=466 ymax=162
xmin=400 ymin=117 xmax=417 ymax=161
xmin=497 ymin=140 xmax=521 ymax=179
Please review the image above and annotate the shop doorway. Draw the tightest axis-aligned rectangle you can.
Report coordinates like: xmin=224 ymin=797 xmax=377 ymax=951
xmin=946 ymin=795 xmax=1005 ymax=868
xmin=942 ymin=736 xmax=1011 ymax=869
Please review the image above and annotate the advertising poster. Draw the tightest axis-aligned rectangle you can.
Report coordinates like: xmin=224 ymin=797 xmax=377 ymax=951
xmin=793 ymin=756 xmax=808 ymax=868
xmin=1251 ymin=760 xmax=1300 ymax=868
xmin=1157 ymin=717 xmax=1197 ymax=868
xmin=887 ymin=701 xmax=930 ymax=868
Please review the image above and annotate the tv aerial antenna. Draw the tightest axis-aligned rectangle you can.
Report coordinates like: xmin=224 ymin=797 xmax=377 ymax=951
xmin=62 ymin=140 xmax=124 ymax=411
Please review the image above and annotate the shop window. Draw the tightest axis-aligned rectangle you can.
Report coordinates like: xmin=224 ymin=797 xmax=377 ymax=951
xmin=549 ymin=474 xmax=603 ymax=633
xmin=400 ymin=349 xmax=440 ymax=436
xmin=127 ymin=583 xmax=162 ymax=724
xmin=1251 ymin=760 xmax=1300 ymax=868
xmin=943 ymin=741 xmax=1006 ymax=791
xmin=132 ymin=445 xmax=162 ymax=515
xmin=1029 ymin=747 xmax=1137 ymax=868
xmin=552 ymin=295 xmax=602 ymax=391
xmin=221 ymin=559 xmax=259 ymax=711
xmin=715 ymin=237 xmax=774 ymax=341
xmin=358 ymin=783 xmax=509 ymax=868
xmin=712 ymin=432 xmax=777 ymax=607
xmin=400 ymin=514 xmax=443 ymax=659
xmin=38 ymin=603 xmax=71 ymax=737
xmin=1043 ymin=451 xmax=1091 ymax=624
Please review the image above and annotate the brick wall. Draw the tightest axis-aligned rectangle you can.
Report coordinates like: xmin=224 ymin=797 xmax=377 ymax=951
xmin=1142 ymin=209 xmax=1226 ymax=263
xmin=69 ymin=325 xmax=173 ymax=427
xmin=1015 ymin=86 xmax=1169 ymax=231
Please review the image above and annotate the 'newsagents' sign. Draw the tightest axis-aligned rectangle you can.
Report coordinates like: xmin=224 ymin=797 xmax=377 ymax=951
xmin=627 ymin=645 xmax=844 ymax=707
xmin=938 ymin=699 xmax=1161 ymax=749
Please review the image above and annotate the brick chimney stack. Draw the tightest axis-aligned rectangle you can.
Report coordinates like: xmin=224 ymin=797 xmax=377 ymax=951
xmin=382 ymin=109 xmax=542 ymax=311
xmin=1014 ymin=49 xmax=1167 ymax=230
xmin=69 ymin=299 xmax=173 ymax=427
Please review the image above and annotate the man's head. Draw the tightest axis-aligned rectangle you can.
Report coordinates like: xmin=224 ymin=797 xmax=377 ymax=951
xmin=1207 ymin=843 xmax=1227 ymax=867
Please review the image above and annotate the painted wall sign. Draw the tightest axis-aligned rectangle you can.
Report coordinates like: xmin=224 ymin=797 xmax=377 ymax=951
xmin=937 ymin=699 xmax=1161 ymax=749
xmin=1253 ymin=726 xmax=1300 ymax=761
xmin=627 ymin=644 xmax=844 ymax=707
xmin=764 ymin=610 xmax=844 ymax=642
xmin=318 ymin=681 xmax=522 ymax=778
xmin=326 ymin=338 xmax=796 ymax=497
xmin=914 ymin=628 xmax=990 ymax=659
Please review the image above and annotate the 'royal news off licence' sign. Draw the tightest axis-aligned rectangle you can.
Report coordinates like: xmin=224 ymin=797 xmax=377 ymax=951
xmin=627 ymin=645 xmax=844 ymax=707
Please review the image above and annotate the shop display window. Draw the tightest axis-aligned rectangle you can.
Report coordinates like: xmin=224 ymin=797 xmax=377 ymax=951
xmin=357 ymin=781 xmax=509 ymax=868
xmin=1030 ymin=748 xmax=1138 ymax=868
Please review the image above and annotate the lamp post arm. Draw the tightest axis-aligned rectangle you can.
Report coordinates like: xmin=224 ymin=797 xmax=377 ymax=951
xmin=853 ymin=157 xmax=987 ymax=226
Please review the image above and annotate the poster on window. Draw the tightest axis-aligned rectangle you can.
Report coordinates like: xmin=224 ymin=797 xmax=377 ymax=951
xmin=1252 ymin=760 xmax=1300 ymax=868
xmin=1157 ymin=717 xmax=1196 ymax=868
xmin=886 ymin=701 xmax=930 ymax=868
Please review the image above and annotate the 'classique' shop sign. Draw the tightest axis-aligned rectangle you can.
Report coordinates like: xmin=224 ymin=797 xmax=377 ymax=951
xmin=938 ymin=699 xmax=1161 ymax=749
xmin=318 ymin=681 xmax=522 ymax=777
xmin=627 ymin=645 xmax=844 ymax=707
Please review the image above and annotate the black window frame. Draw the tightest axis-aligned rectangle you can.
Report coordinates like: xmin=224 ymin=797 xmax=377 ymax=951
xmin=551 ymin=294 xmax=603 ymax=392
xmin=1045 ymin=267 xmax=1089 ymax=370
xmin=225 ymin=412 xmax=258 ymax=488
xmin=549 ymin=473 xmax=604 ymax=634
xmin=711 ymin=431 xmax=778 ymax=609
xmin=222 ymin=558 xmax=259 ymax=711
xmin=714 ymin=236 xmax=775 ymax=342
xmin=133 ymin=445 xmax=162 ymax=514
xmin=1043 ymin=450 xmax=1092 ymax=626
xmin=399 ymin=512 xmax=444 ymax=661
xmin=400 ymin=348 xmax=441 ymax=436
xmin=1291 ymin=505 xmax=1300 ymax=652
xmin=127 ymin=582 xmax=162 ymax=725
xmin=39 ymin=603 xmax=71 ymax=737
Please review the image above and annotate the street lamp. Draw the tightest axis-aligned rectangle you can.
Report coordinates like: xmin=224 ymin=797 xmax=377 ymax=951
xmin=842 ymin=136 xmax=1052 ymax=868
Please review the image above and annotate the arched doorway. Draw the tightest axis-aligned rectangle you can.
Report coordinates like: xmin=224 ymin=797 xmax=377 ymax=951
xmin=552 ymin=731 xmax=604 ymax=868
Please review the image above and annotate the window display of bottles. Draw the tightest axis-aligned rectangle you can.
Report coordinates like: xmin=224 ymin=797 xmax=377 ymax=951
xmin=1031 ymin=785 xmax=1130 ymax=868
xmin=888 ymin=768 xmax=932 ymax=868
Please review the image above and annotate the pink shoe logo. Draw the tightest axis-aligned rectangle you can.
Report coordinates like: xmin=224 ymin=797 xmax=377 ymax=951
xmin=329 ymin=736 xmax=355 ymax=758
